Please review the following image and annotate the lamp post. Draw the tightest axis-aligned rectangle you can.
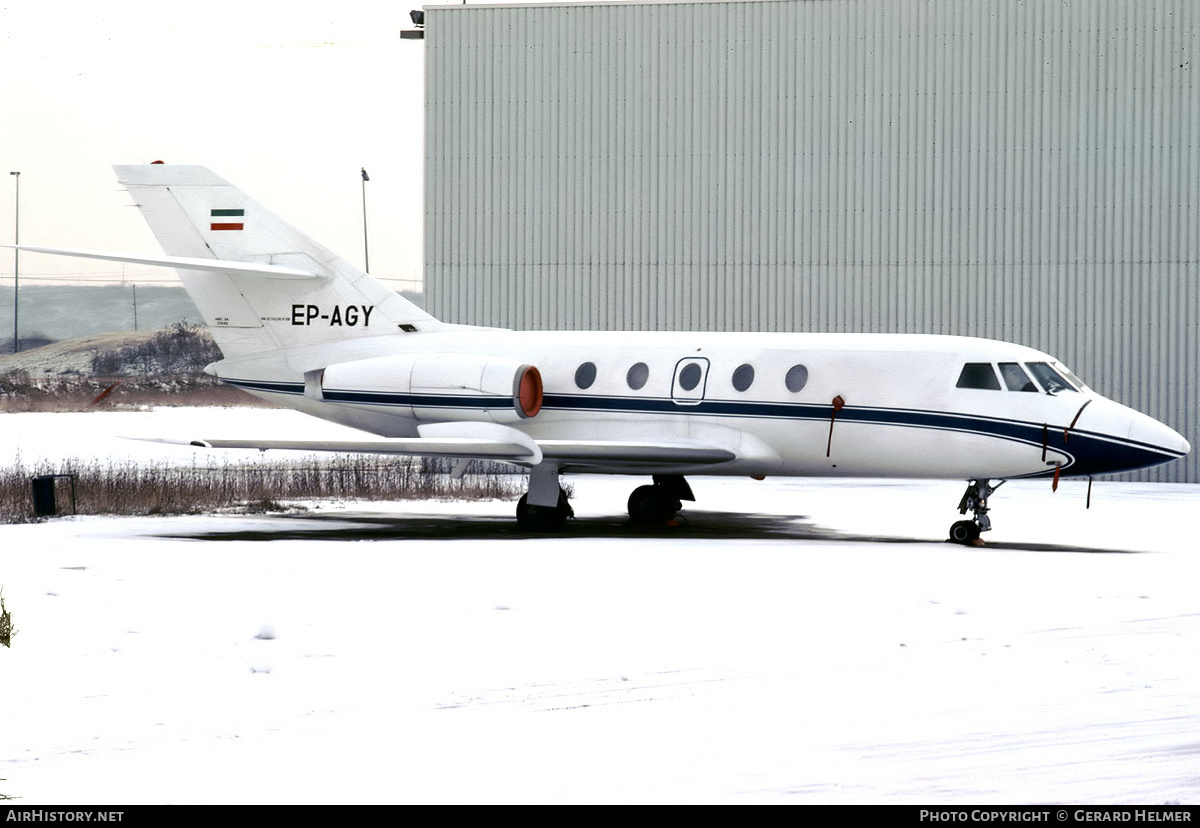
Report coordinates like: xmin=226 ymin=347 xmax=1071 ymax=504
xmin=361 ymin=168 xmax=370 ymax=273
xmin=9 ymin=171 xmax=18 ymax=354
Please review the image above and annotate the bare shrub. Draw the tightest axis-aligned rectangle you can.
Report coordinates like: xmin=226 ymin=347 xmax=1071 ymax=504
xmin=91 ymin=321 xmax=222 ymax=377
xmin=0 ymin=589 xmax=15 ymax=648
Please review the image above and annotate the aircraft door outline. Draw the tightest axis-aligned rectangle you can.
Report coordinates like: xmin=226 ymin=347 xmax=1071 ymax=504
xmin=671 ymin=357 xmax=710 ymax=406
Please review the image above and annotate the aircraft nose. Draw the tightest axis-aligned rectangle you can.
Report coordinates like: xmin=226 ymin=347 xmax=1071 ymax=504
xmin=1071 ymin=397 xmax=1190 ymax=476
xmin=1127 ymin=410 xmax=1190 ymax=458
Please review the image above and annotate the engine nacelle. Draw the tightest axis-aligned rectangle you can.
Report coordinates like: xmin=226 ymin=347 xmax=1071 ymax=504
xmin=318 ymin=352 xmax=543 ymax=423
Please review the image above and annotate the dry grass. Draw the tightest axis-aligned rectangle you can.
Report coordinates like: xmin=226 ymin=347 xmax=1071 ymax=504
xmin=0 ymin=456 xmax=526 ymax=523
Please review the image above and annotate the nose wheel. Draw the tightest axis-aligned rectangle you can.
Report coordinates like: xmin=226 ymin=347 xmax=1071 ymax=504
xmin=948 ymin=520 xmax=980 ymax=544
xmin=950 ymin=479 xmax=1004 ymax=545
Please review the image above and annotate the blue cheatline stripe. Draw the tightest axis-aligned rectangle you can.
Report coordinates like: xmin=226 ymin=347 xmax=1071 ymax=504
xmin=321 ymin=389 xmax=506 ymax=409
xmin=226 ymin=379 xmax=306 ymax=395
xmin=220 ymin=380 xmax=1183 ymax=475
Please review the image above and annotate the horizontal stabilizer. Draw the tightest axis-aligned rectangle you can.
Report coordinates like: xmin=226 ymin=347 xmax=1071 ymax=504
xmin=3 ymin=244 xmax=322 ymax=280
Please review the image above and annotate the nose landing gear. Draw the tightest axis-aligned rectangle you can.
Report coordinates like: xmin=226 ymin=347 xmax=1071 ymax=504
xmin=950 ymin=479 xmax=1005 ymax=545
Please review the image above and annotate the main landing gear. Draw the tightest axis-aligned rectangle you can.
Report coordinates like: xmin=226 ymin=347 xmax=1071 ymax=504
xmin=516 ymin=463 xmax=574 ymax=530
xmin=949 ymin=479 xmax=1005 ymax=545
xmin=627 ymin=475 xmax=694 ymax=525
xmin=515 ymin=472 xmax=696 ymax=530
xmin=516 ymin=489 xmax=573 ymax=530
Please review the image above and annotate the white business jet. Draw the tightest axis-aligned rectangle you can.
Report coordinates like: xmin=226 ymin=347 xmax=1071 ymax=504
xmin=11 ymin=165 xmax=1190 ymax=542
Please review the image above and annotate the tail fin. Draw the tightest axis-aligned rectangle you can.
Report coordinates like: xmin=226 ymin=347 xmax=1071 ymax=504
xmin=114 ymin=164 xmax=439 ymax=358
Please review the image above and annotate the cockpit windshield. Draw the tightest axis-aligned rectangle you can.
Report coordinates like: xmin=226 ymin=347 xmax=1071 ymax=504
xmin=998 ymin=362 xmax=1038 ymax=392
xmin=1025 ymin=362 xmax=1077 ymax=393
xmin=956 ymin=360 xmax=1088 ymax=393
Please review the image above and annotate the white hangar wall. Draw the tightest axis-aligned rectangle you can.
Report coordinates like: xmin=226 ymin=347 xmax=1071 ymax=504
xmin=423 ymin=0 xmax=1200 ymax=482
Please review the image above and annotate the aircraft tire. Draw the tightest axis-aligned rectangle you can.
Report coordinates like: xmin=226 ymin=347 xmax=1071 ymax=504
xmin=516 ymin=491 xmax=571 ymax=531
xmin=948 ymin=520 xmax=980 ymax=544
xmin=627 ymin=485 xmax=682 ymax=524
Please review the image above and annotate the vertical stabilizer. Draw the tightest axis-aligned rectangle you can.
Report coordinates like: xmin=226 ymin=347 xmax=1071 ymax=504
xmin=114 ymin=164 xmax=438 ymax=357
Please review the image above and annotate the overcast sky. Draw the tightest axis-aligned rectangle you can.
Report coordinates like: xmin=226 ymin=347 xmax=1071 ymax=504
xmin=0 ymin=0 xmax=452 ymax=291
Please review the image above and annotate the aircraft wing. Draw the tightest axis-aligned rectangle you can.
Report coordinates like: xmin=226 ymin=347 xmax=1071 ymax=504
xmin=139 ymin=436 xmax=543 ymax=464
xmin=137 ymin=435 xmax=737 ymax=469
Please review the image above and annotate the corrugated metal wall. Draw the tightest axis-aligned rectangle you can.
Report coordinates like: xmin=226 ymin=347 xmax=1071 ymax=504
xmin=425 ymin=0 xmax=1200 ymax=482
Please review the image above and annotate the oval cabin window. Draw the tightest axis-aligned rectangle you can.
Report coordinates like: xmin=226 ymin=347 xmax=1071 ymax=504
xmin=627 ymin=362 xmax=649 ymax=390
xmin=574 ymin=361 xmax=597 ymax=390
xmin=732 ymin=363 xmax=755 ymax=392
xmin=785 ymin=364 xmax=809 ymax=393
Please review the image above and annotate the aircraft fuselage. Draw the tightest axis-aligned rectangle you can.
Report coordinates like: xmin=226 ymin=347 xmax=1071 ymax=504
xmin=212 ymin=329 xmax=1188 ymax=482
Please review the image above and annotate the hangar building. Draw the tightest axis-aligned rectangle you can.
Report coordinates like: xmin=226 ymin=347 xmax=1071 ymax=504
xmin=420 ymin=0 xmax=1199 ymax=482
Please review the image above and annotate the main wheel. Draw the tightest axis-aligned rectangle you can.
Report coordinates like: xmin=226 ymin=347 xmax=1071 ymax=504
xmin=516 ymin=490 xmax=572 ymax=530
xmin=948 ymin=520 xmax=980 ymax=544
xmin=627 ymin=485 xmax=682 ymax=524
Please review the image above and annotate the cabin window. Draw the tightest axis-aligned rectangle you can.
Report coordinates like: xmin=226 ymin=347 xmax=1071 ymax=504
xmin=678 ymin=362 xmax=702 ymax=391
xmin=627 ymin=362 xmax=649 ymax=390
xmin=732 ymin=363 xmax=755 ymax=392
xmin=998 ymin=362 xmax=1038 ymax=392
xmin=574 ymin=361 xmax=597 ymax=390
xmin=956 ymin=363 xmax=1001 ymax=390
xmin=785 ymin=364 xmax=809 ymax=393
xmin=1026 ymin=362 xmax=1076 ymax=393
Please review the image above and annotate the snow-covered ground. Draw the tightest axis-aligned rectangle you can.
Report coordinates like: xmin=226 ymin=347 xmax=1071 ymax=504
xmin=2 ymin=408 xmax=1198 ymax=804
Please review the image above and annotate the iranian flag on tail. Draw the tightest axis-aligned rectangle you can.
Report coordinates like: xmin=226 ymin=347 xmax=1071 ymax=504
xmin=210 ymin=208 xmax=244 ymax=231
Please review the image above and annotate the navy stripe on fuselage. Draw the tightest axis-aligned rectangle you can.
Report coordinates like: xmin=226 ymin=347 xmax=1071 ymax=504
xmin=226 ymin=378 xmax=306 ymax=395
xmin=220 ymin=379 xmax=1183 ymax=476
